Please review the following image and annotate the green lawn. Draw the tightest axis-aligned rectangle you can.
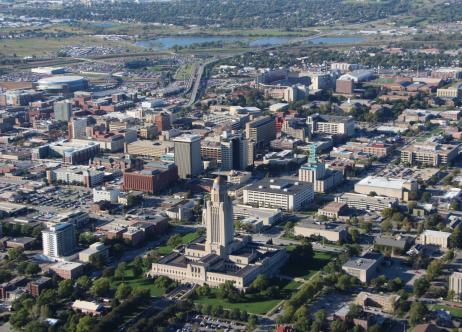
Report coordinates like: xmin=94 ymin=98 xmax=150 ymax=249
xmin=195 ymin=279 xmax=300 ymax=315
xmin=283 ymin=251 xmax=335 ymax=279
xmin=154 ymin=231 xmax=201 ymax=256
xmin=430 ymin=304 xmax=462 ymax=318
xmin=113 ymin=266 xmax=165 ymax=297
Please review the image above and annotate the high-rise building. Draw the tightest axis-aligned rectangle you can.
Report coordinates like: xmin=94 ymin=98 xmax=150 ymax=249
xmin=204 ymin=176 xmax=234 ymax=256
xmin=173 ymin=134 xmax=203 ymax=179
xmin=42 ymin=223 xmax=76 ymax=258
xmin=155 ymin=112 xmax=171 ymax=131
xmin=54 ymin=100 xmax=73 ymax=122
xmin=220 ymin=132 xmax=253 ymax=171
xmin=245 ymin=116 xmax=276 ymax=150
xmin=68 ymin=118 xmax=87 ymax=139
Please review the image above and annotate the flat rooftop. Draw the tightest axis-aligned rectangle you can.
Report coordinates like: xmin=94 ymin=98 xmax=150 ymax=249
xmin=356 ymin=176 xmax=409 ymax=190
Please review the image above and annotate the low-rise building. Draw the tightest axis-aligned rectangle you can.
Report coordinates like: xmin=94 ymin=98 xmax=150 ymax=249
xmin=78 ymin=242 xmax=109 ymax=263
xmin=123 ymin=162 xmax=178 ymax=194
xmin=374 ymin=235 xmax=414 ymax=255
xmin=449 ymin=271 xmax=462 ymax=302
xmin=354 ymin=176 xmax=417 ymax=201
xmin=49 ymin=261 xmax=84 ymax=280
xmin=72 ymin=300 xmax=104 ymax=316
xmin=342 ymin=253 xmax=383 ymax=283
xmin=354 ymin=292 xmax=400 ymax=314
xmin=336 ymin=193 xmax=399 ymax=212
xmin=47 ymin=167 xmax=104 ymax=188
xmin=418 ymin=229 xmax=451 ymax=249
xmin=401 ymin=142 xmax=460 ymax=167
xmin=26 ymin=277 xmax=52 ymax=297
xmin=317 ymin=202 xmax=348 ymax=219
xmin=294 ymin=221 xmax=348 ymax=242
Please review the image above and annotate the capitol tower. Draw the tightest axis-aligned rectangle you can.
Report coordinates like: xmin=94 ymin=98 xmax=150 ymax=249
xmin=205 ymin=176 xmax=234 ymax=257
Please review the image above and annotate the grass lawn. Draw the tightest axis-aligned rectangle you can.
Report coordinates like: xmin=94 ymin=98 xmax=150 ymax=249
xmin=283 ymin=251 xmax=335 ymax=279
xmin=153 ymin=231 xmax=202 ymax=256
xmin=194 ymin=279 xmax=300 ymax=315
xmin=430 ymin=304 xmax=462 ymax=318
xmin=113 ymin=265 xmax=165 ymax=297
xmin=174 ymin=63 xmax=194 ymax=80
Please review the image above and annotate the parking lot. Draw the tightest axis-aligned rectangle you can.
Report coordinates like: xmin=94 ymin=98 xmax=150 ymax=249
xmin=17 ymin=187 xmax=93 ymax=210
xmin=181 ymin=315 xmax=247 ymax=332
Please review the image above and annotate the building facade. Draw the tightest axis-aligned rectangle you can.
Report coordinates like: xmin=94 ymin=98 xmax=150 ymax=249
xmin=42 ymin=223 xmax=76 ymax=258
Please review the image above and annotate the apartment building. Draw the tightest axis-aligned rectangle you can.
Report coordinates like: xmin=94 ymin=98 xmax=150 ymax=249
xmin=42 ymin=223 xmax=76 ymax=258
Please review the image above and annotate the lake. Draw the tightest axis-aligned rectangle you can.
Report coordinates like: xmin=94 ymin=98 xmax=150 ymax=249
xmin=134 ymin=35 xmax=365 ymax=50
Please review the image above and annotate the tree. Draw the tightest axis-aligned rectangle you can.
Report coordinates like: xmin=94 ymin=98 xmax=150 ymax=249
xmin=114 ymin=262 xmax=127 ymax=280
xmin=167 ymin=234 xmax=182 ymax=247
xmin=154 ymin=276 xmax=174 ymax=291
xmin=330 ymin=319 xmax=345 ymax=332
xmin=24 ymin=321 xmax=48 ymax=332
xmin=336 ymin=274 xmax=353 ymax=291
xmin=58 ymin=279 xmax=74 ymax=298
xmin=76 ymin=275 xmax=91 ymax=290
xmin=380 ymin=220 xmax=393 ymax=233
xmin=409 ymin=302 xmax=428 ymax=325
xmin=132 ymin=257 xmax=144 ymax=277
xmin=247 ymin=315 xmax=257 ymax=332
xmin=79 ymin=232 xmax=96 ymax=245
xmin=115 ymin=283 xmax=132 ymax=300
xmin=426 ymin=259 xmax=442 ymax=281
xmin=347 ymin=304 xmax=363 ymax=319
xmin=90 ymin=277 xmax=112 ymax=297
xmin=413 ymin=277 xmax=430 ymax=297
xmin=451 ymin=225 xmax=462 ymax=249
xmin=196 ymin=284 xmax=211 ymax=297
xmin=217 ymin=281 xmax=241 ymax=302
xmin=76 ymin=316 xmax=95 ymax=332
xmin=25 ymin=263 xmax=40 ymax=275
xmin=90 ymin=253 xmax=106 ymax=269
xmin=349 ymin=228 xmax=360 ymax=243
xmin=249 ymin=275 xmax=269 ymax=293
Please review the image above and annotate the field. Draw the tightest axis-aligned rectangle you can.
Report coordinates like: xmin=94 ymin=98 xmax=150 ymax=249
xmin=283 ymin=251 xmax=335 ymax=279
xmin=174 ymin=63 xmax=195 ymax=80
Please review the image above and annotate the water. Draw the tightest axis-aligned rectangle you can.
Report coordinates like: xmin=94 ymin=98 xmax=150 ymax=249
xmin=134 ymin=35 xmax=365 ymax=50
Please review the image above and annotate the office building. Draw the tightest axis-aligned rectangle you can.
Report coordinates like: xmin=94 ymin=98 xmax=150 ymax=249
xmin=336 ymin=193 xmax=398 ymax=212
xmin=42 ymin=223 xmax=76 ymax=258
xmin=243 ymin=178 xmax=314 ymax=212
xmin=173 ymin=134 xmax=203 ymax=179
xmin=245 ymin=116 xmax=276 ymax=150
xmin=401 ymin=142 xmax=460 ymax=167
xmin=50 ymin=261 xmax=84 ymax=280
xmin=150 ymin=177 xmax=288 ymax=289
xmin=155 ymin=112 xmax=171 ymax=131
xmin=53 ymin=100 xmax=73 ymax=122
xmin=354 ymin=176 xmax=417 ymax=201
xmin=449 ymin=272 xmax=462 ymax=302
xmin=307 ymin=114 xmax=355 ymax=137
xmin=220 ymin=132 xmax=253 ymax=171
xmin=123 ymin=162 xmax=178 ymax=194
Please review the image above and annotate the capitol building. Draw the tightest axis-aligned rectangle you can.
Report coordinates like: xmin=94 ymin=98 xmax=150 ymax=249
xmin=150 ymin=176 xmax=288 ymax=290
